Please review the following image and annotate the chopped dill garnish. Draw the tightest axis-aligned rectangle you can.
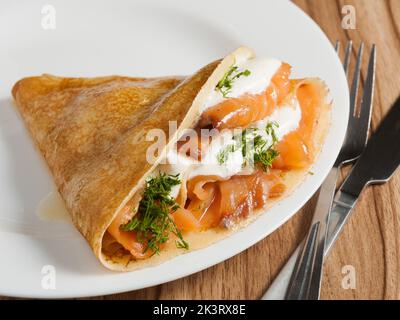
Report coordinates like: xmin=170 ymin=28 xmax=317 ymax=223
xmin=217 ymin=122 xmax=280 ymax=171
xmin=266 ymin=121 xmax=279 ymax=143
xmin=215 ymin=63 xmax=251 ymax=98
xmin=121 ymin=173 xmax=188 ymax=255
xmin=217 ymin=143 xmax=238 ymax=165
xmin=253 ymin=140 xmax=280 ymax=170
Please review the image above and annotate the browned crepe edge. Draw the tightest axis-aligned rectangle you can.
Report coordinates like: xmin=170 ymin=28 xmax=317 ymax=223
xmin=11 ymin=46 xmax=257 ymax=272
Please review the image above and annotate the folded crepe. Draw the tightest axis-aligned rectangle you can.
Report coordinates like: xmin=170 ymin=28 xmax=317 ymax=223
xmin=12 ymin=47 xmax=331 ymax=271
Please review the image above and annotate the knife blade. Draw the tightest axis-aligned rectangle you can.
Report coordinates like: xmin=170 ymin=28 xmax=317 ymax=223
xmin=326 ymin=96 xmax=400 ymax=253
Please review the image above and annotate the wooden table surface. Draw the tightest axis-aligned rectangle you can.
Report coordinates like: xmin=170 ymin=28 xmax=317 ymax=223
xmin=2 ymin=0 xmax=399 ymax=300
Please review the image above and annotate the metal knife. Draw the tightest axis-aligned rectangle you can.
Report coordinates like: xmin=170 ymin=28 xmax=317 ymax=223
xmin=326 ymin=96 xmax=400 ymax=253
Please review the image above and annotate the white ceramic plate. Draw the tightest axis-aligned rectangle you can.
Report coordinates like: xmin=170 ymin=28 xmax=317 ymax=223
xmin=0 ymin=0 xmax=349 ymax=298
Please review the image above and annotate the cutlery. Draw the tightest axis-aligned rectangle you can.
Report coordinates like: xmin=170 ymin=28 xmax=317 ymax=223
xmin=326 ymin=96 xmax=400 ymax=254
xmin=262 ymin=41 xmax=376 ymax=300
xmin=285 ymin=41 xmax=375 ymax=300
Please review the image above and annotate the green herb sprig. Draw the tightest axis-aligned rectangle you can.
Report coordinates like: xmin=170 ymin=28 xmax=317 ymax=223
xmin=121 ymin=173 xmax=188 ymax=255
xmin=215 ymin=64 xmax=251 ymax=98
xmin=216 ymin=143 xmax=237 ymax=165
xmin=266 ymin=121 xmax=279 ymax=143
xmin=217 ymin=122 xmax=280 ymax=171
xmin=252 ymin=136 xmax=280 ymax=170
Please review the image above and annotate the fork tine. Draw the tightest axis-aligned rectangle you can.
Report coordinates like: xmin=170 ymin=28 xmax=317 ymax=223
xmin=358 ymin=45 xmax=377 ymax=141
xmin=343 ymin=41 xmax=353 ymax=75
xmin=349 ymin=43 xmax=364 ymax=117
xmin=335 ymin=40 xmax=341 ymax=53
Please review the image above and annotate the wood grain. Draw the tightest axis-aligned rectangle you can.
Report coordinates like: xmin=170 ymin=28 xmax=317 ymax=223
xmin=2 ymin=0 xmax=399 ymax=300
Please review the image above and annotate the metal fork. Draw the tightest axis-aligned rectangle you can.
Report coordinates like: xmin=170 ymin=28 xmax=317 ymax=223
xmin=262 ymin=41 xmax=376 ymax=300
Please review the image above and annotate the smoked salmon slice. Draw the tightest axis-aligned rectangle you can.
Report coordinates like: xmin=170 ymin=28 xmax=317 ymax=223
xmin=201 ymin=63 xmax=291 ymax=129
xmin=172 ymin=207 xmax=202 ymax=232
xmin=186 ymin=175 xmax=223 ymax=200
xmin=173 ymin=175 xmax=223 ymax=231
xmin=273 ymin=80 xmax=324 ymax=170
xmin=217 ymin=171 xmax=284 ymax=221
xmin=176 ymin=171 xmax=285 ymax=231
xmin=107 ymin=204 xmax=153 ymax=259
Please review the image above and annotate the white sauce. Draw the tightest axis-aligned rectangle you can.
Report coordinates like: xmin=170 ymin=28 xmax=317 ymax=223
xmin=253 ymin=99 xmax=302 ymax=145
xmin=159 ymin=99 xmax=301 ymax=195
xmin=201 ymin=58 xmax=282 ymax=112
xmin=156 ymin=56 xmax=301 ymax=199
xmin=188 ymin=130 xmax=244 ymax=179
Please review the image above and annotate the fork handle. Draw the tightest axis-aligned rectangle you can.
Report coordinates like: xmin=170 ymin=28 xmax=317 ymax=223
xmin=284 ymin=167 xmax=339 ymax=299
xmin=261 ymin=185 xmax=360 ymax=300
